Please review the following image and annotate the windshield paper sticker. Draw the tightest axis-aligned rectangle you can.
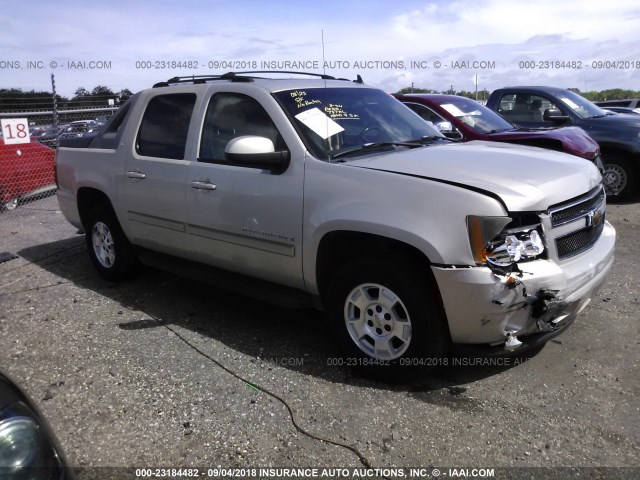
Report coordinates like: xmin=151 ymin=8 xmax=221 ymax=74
xmin=560 ymin=97 xmax=579 ymax=109
xmin=440 ymin=103 xmax=466 ymax=117
xmin=295 ymin=108 xmax=344 ymax=140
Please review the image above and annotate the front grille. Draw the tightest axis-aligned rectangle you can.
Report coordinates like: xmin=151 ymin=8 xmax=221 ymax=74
xmin=544 ymin=185 xmax=606 ymax=260
xmin=555 ymin=219 xmax=605 ymax=259
xmin=550 ymin=186 xmax=605 ymax=227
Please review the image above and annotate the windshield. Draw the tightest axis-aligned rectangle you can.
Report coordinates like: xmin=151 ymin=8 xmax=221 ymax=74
xmin=433 ymin=97 xmax=513 ymax=133
xmin=558 ymin=90 xmax=608 ymax=119
xmin=274 ymin=87 xmax=444 ymax=160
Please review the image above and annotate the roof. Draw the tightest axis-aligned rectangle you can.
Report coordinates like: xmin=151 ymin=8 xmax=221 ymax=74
xmin=494 ymin=86 xmax=573 ymax=94
xmin=151 ymin=71 xmax=366 ymax=93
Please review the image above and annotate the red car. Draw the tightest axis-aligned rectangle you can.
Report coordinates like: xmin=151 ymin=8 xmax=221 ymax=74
xmin=393 ymin=93 xmax=603 ymax=169
xmin=0 ymin=141 xmax=56 ymax=211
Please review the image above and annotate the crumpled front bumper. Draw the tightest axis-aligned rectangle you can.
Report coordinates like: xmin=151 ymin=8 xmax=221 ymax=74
xmin=431 ymin=220 xmax=615 ymax=346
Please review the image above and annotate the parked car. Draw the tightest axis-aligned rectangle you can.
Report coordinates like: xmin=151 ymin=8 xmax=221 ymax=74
xmin=486 ymin=86 xmax=640 ymax=200
xmin=56 ymin=72 xmax=615 ymax=380
xmin=594 ymin=98 xmax=640 ymax=109
xmin=393 ymin=93 xmax=603 ymax=170
xmin=0 ymin=141 xmax=56 ymax=211
xmin=33 ymin=127 xmax=60 ymax=148
xmin=58 ymin=120 xmax=102 ymax=141
xmin=600 ymin=106 xmax=640 ymax=115
xmin=0 ymin=370 xmax=74 ymax=478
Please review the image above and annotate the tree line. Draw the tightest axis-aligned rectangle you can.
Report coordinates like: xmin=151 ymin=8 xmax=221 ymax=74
xmin=2 ymin=85 xmax=639 ymax=111
xmin=0 ymin=86 xmax=134 ymax=111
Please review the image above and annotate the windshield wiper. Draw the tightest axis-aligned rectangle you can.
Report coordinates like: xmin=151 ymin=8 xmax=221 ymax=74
xmin=330 ymin=141 xmax=422 ymax=160
xmin=408 ymin=135 xmax=448 ymax=144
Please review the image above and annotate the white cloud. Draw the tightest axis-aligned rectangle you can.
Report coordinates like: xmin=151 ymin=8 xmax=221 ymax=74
xmin=1 ymin=0 xmax=639 ymax=96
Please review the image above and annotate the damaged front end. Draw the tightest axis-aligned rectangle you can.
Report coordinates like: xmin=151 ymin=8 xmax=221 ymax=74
xmin=486 ymin=264 xmax=569 ymax=351
xmin=431 ymin=188 xmax=615 ymax=353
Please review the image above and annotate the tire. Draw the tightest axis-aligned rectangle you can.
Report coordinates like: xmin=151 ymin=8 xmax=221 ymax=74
xmin=602 ymin=155 xmax=637 ymax=201
xmin=84 ymin=207 xmax=137 ymax=281
xmin=3 ymin=198 xmax=18 ymax=211
xmin=325 ymin=254 xmax=449 ymax=382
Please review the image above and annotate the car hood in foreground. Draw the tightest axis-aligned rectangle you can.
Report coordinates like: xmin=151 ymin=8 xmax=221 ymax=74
xmin=486 ymin=126 xmax=599 ymax=160
xmin=348 ymin=140 xmax=602 ymax=212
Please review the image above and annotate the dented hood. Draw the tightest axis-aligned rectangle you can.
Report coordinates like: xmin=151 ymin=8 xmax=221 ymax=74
xmin=348 ymin=140 xmax=602 ymax=212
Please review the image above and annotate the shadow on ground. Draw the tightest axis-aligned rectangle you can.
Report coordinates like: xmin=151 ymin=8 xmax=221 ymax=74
xmin=16 ymin=236 xmax=545 ymax=403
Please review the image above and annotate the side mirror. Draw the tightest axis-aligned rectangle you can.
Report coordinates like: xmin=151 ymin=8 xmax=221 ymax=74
xmin=433 ymin=121 xmax=462 ymax=140
xmin=543 ymin=108 xmax=569 ymax=123
xmin=225 ymin=136 xmax=290 ymax=174
xmin=434 ymin=121 xmax=454 ymax=133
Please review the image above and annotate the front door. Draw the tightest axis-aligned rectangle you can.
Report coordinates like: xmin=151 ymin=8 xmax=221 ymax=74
xmin=186 ymin=92 xmax=305 ymax=289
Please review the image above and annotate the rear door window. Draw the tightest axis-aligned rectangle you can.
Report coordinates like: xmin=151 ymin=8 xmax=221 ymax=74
xmin=137 ymin=93 xmax=196 ymax=159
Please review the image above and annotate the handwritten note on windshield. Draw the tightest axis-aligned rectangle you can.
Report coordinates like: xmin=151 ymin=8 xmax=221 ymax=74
xmin=290 ymin=90 xmax=322 ymax=109
xmin=324 ymin=103 xmax=359 ymax=120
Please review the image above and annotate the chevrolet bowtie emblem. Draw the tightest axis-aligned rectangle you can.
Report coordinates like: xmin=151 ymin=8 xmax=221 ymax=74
xmin=587 ymin=209 xmax=603 ymax=228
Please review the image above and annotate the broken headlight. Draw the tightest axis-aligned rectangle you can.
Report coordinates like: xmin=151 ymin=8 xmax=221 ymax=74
xmin=467 ymin=215 xmax=545 ymax=267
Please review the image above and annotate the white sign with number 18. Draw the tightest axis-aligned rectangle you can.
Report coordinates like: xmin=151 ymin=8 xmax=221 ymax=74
xmin=1 ymin=118 xmax=31 ymax=144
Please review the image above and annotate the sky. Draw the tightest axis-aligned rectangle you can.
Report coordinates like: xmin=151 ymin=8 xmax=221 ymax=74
xmin=1 ymin=0 xmax=639 ymax=99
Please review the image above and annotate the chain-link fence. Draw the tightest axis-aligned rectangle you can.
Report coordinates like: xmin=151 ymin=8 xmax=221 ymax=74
xmin=1 ymin=100 xmax=118 ymax=216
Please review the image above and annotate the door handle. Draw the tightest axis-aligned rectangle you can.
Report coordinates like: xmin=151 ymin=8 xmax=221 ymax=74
xmin=126 ymin=171 xmax=146 ymax=180
xmin=191 ymin=180 xmax=217 ymax=191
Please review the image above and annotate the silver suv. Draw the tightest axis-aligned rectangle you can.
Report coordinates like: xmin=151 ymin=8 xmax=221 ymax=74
xmin=56 ymin=72 xmax=615 ymax=379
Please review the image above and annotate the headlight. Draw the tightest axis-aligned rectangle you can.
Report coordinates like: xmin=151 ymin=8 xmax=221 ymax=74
xmin=0 ymin=371 xmax=72 ymax=479
xmin=484 ymin=229 xmax=545 ymax=267
xmin=468 ymin=215 xmax=545 ymax=268
xmin=0 ymin=417 xmax=42 ymax=470
xmin=0 ymin=410 xmax=65 ymax=479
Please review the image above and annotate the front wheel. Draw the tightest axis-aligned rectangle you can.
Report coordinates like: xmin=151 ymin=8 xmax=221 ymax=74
xmin=602 ymin=155 xmax=637 ymax=201
xmin=325 ymin=256 xmax=449 ymax=381
xmin=85 ymin=207 xmax=137 ymax=281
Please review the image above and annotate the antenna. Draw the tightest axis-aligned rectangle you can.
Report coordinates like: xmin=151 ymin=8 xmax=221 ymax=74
xmin=321 ymin=29 xmax=329 ymax=143
xmin=321 ymin=30 xmax=326 ymax=77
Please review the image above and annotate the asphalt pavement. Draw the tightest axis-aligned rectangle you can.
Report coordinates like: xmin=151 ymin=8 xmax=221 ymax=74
xmin=0 ymin=195 xmax=638 ymax=479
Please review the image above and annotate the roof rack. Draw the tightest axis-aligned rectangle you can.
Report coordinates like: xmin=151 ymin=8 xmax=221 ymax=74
xmin=152 ymin=71 xmax=364 ymax=88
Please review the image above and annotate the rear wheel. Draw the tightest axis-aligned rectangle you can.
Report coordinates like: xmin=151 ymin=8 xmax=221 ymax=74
xmin=85 ymin=207 xmax=137 ymax=281
xmin=602 ymin=155 xmax=637 ymax=201
xmin=325 ymin=255 xmax=449 ymax=381
xmin=3 ymin=198 xmax=18 ymax=211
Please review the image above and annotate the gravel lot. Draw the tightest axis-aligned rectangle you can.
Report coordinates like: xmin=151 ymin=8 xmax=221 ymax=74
xmin=0 ymin=195 xmax=638 ymax=479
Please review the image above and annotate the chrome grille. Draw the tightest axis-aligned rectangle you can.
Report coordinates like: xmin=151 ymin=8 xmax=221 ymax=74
xmin=550 ymin=187 xmax=605 ymax=227
xmin=544 ymin=185 xmax=606 ymax=260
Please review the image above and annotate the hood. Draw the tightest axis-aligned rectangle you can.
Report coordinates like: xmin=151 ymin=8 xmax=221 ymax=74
xmin=487 ymin=126 xmax=599 ymax=160
xmin=590 ymin=112 xmax=640 ymax=127
xmin=348 ymin=141 xmax=602 ymax=212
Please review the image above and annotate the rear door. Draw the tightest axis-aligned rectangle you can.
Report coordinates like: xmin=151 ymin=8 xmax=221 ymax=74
xmin=122 ymin=92 xmax=196 ymax=256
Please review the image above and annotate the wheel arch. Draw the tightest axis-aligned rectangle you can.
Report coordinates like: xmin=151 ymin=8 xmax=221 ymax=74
xmin=315 ymin=230 xmax=438 ymax=303
xmin=77 ymin=187 xmax=116 ymax=231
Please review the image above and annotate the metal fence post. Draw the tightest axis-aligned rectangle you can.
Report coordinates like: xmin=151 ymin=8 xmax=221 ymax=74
xmin=51 ymin=73 xmax=59 ymax=131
